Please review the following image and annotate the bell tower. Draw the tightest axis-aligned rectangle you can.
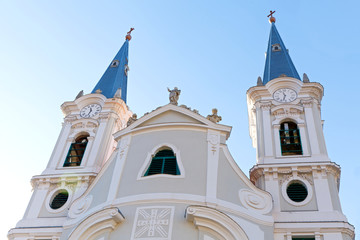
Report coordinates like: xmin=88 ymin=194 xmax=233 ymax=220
xmin=248 ymin=13 xmax=354 ymax=240
xmin=8 ymin=30 xmax=134 ymax=240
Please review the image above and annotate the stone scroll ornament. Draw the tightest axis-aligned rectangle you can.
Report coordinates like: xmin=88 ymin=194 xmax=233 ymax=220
xmin=239 ymin=189 xmax=272 ymax=214
xmin=68 ymin=195 xmax=93 ymax=218
xmin=167 ymin=87 xmax=181 ymax=105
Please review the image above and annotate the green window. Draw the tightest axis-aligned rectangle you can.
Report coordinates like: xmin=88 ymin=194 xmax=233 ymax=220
xmin=63 ymin=135 xmax=89 ymax=167
xmin=145 ymin=149 xmax=180 ymax=176
xmin=279 ymin=121 xmax=302 ymax=156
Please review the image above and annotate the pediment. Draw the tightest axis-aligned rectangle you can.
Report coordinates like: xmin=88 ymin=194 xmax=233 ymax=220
xmin=136 ymin=109 xmax=205 ymax=128
xmin=114 ymin=104 xmax=232 ymax=140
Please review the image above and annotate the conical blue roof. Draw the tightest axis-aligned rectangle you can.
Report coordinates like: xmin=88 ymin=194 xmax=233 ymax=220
xmin=263 ymin=23 xmax=300 ymax=84
xmin=92 ymin=40 xmax=130 ymax=102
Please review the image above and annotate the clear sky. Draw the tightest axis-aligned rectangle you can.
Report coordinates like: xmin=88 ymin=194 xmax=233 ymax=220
xmin=1 ymin=1 xmax=359 ymax=239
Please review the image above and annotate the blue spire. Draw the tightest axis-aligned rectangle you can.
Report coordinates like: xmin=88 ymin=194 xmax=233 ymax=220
xmin=263 ymin=22 xmax=301 ymax=84
xmin=92 ymin=29 xmax=134 ymax=102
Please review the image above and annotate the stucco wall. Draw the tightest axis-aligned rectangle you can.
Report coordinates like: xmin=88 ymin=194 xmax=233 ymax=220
xmin=116 ymin=130 xmax=208 ymax=198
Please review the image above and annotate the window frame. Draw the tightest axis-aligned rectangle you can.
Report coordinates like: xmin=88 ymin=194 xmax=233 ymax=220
xmin=63 ymin=134 xmax=89 ymax=167
xmin=45 ymin=187 xmax=72 ymax=213
xmin=137 ymin=143 xmax=185 ymax=180
xmin=279 ymin=121 xmax=303 ymax=156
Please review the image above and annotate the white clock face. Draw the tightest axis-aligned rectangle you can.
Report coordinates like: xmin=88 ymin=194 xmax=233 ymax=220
xmin=80 ymin=104 xmax=102 ymax=118
xmin=273 ymin=88 xmax=297 ymax=103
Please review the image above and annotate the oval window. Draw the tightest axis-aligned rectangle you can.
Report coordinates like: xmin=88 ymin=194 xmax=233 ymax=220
xmin=50 ymin=190 xmax=69 ymax=210
xmin=286 ymin=182 xmax=308 ymax=202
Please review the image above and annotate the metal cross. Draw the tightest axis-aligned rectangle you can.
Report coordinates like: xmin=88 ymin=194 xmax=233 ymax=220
xmin=267 ymin=10 xmax=276 ymax=18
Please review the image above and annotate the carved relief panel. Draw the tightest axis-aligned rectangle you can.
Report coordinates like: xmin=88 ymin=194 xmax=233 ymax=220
xmin=131 ymin=206 xmax=175 ymax=240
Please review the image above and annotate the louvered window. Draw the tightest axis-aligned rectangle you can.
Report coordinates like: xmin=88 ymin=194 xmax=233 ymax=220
xmin=63 ymin=135 xmax=89 ymax=167
xmin=145 ymin=149 xmax=180 ymax=176
xmin=287 ymin=182 xmax=308 ymax=202
xmin=279 ymin=122 xmax=302 ymax=155
xmin=50 ymin=190 xmax=69 ymax=209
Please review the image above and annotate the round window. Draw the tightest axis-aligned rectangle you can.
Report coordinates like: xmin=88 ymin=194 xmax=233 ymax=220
xmin=286 ymin=181 xmax=308 ymax=202
xmin=50 ymin=190 xmax=69 ymax=210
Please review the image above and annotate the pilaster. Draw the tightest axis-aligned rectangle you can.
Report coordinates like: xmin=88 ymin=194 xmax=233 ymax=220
xmin=312 ymin=166 xmax=333 ymax=212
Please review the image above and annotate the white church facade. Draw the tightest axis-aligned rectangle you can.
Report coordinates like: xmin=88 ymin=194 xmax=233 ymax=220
xmin=8 ymin=15 xmax=355 ymax=240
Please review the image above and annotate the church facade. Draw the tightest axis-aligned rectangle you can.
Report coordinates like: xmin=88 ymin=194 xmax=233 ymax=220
xmin=8 ymin=16 xmax=355 ymax=240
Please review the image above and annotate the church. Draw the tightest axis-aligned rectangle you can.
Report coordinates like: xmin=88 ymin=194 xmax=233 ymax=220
xmin=8 ymin=14 xmax=355 ymax=240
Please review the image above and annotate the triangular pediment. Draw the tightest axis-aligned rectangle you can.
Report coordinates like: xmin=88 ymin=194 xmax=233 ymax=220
xmin=137 ymin=109 xmax=205 ymax=127
xmin=114 ymin=104 xmax=232 ymax=140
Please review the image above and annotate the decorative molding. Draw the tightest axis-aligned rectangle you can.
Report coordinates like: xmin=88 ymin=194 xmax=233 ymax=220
xmin=68 ymin=195 xmax=93 ymax=218
xmin=68 ymin=207 xmax=124 ymax=240
xmin=131 ymin=206 xmax=175 ymax=240
xmin=207 ymin=132 xmax=220 ymax=155
xmin=259 ymin=102 xmax=272 ymax=111
xmin=117 ymin=135 xmax=131 ymax=160
xmin=301 ymin=98 xmax=314 ymax=108
xmin=238 ymin=189 xmax=272 ymax=214
xmin=186 ymin=206 xmax=249 ymax=240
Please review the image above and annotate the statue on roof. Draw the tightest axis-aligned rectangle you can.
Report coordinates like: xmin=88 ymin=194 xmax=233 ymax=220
xmin=167 ymin=87 xmax=181 ymax=105
xmin=207 ymin=108 xmax=222 ymax=123
xmin=127 ymin=113 xmax=137 ymax=127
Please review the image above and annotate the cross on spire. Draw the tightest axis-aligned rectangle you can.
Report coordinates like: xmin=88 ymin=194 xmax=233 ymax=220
xmin=267 ymin=10 xmax=276 ymax=18
xmin=267 ymin=10 xmax=276 ymax=23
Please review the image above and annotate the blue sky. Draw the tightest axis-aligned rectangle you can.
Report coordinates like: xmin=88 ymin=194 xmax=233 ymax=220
xmin=1 ymin=1 xmax=359 ymax=239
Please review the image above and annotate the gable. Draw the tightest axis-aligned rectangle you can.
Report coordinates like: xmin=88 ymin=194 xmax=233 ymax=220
xmin=136 ymin=110 xmax=205 ymax=127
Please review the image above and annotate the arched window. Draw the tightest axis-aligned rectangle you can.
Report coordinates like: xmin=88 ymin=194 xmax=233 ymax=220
xmin=63 ymin=134 xmax=89 ymax=167
xmin=144 ymin=149 xmax=180 ymax=176
xmin=279 ymin=122 xmax=302 ymax=156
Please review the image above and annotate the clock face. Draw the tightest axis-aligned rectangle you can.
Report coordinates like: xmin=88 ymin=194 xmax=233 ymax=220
xmin=273 ymin=88 xmax=297 ymax=103
xmin=80 ymin=104 xmax=102 ymax=118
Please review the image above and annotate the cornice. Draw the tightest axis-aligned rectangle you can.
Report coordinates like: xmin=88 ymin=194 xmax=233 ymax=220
xmin=250 ymin=162 xmax=340 ymax=183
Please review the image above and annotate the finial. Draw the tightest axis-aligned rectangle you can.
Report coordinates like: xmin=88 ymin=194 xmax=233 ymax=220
xmin=114 ymin=88 xmax=122 ymax=98
xmin=206 ymin=108 xmax=222 ymax=123
xmin=267 ymin=10 xmax=276 ymax=23
xmin=75 ymin=90 xmax=84 ymax=100
xmin=257 ymin=76 xmax=263 ymax=86
xmin=125 ymin=28 xmax=135 ymax=41
xmin=303 ymin=73 xmax=310 ymax=83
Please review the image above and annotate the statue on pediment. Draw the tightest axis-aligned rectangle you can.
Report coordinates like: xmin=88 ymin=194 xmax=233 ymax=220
xmin=167 ymin=87 xmax=181 ymax=105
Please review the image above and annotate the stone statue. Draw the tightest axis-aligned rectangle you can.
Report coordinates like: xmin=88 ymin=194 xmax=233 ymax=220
xmin=167 ymin=87 xmax=181 ymax=105
xmin=206 ymin=108 xmax=222 ymax=123
xmin=127 ymin=113 xmax=137 ymax=127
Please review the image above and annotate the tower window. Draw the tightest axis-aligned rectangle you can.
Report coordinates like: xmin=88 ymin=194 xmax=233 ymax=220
xmin=50 ymin=190 xmax=69 ymax=210
xmin=111 ymin=60 xmax=119 ymax=67
xmin=145 ymin=149 xmax=180 ymax=176
xmin=287 ymin=181 xmax=308 ymax=202
xmin=279 ymin=122 xmax=302 ymax=155
xmin=272 ymin=43 xmax=281 ymax=51
xmin=63 ymin=134 xmax=89 ymax=167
